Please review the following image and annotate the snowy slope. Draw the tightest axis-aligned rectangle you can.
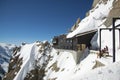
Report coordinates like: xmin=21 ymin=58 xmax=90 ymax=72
xmin=44 ymin=48 xmax=120 ymax=80
xmin=3 ymin=41 xmax=120 ymax=80
xmin=63 ymin=0 xmax=120 ymax=79
xmin=72 ymin=61 xmax=120 ymax=80
xmin=3 ymin=41 xmax=52 ymax=80
xmin=67 ymin=0 xmax=114 ymax=38
xmin=3 ymin=42 xmax=97 ymax=80
xmin=0 ymin=43 xmax=15 ymax=79
xmin=13 ymin=43 xmax=35 ymax=80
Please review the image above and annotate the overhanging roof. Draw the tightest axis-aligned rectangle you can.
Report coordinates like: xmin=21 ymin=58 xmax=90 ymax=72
xmin=76 ymin=29 xmax=97 ymax=37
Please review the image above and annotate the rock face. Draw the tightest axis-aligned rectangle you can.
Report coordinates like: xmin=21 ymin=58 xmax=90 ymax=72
xmin=104 ymin=0 xmax=120 ymax=27
xmin=91 ymin=0 xmax=120 ymax=27
xmin=70 ymin=18 xmax=81 ymax=32
xmin=92 ymin=0 xmax=100 ymax=8
xmin=92 ymin=0 xmax=108 ymax=8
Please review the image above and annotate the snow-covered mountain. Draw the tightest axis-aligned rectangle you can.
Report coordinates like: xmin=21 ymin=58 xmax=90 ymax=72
xmin=3 ymin=41 xmax=52 ymax=80
xmin=0 ymin=43 xmax=15 ymax=79
xmin=3 ymin=0 xmax=120 ymax=80
xmin=3 ymin=41 xmax=120 ymax=80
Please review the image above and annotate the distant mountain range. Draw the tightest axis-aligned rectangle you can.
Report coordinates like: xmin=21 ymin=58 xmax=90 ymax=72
xmin=0 ymin=43 xmax=15 ymax=79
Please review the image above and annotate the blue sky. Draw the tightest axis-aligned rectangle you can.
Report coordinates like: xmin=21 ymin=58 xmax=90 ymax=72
xmin=0 ymin=0 xmax=93 ymax=45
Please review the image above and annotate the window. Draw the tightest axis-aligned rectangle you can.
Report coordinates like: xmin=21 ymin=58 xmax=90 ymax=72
xmin=70 ymin=40 xmax=72 ymax=43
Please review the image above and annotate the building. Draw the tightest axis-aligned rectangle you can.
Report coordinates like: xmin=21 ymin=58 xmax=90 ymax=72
xmin=52 ymin=34 xmax=73 ymax=49
xmin=52 ymin=29 xmax=97 ymax=51
xmin=74 ymin=29 xmax=97 ymax=51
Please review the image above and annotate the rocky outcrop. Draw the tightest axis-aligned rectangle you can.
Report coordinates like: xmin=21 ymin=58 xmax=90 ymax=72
xmin=86 ymin=0 xmax=100 ymax=17
xmin=104 ymin=0 xmax=120 ymax=27
xmin=92 ymin=0 xmax=108 ymax=8
xmin=92 ymin=0 xmax=100 ymax=8
xmin=70 ymin=18 xmax=81 ymax=32
xmin=91 ymin=0 xmax=120 ymax=27
xmin=24 ymin=67 xmax=45 ymax=80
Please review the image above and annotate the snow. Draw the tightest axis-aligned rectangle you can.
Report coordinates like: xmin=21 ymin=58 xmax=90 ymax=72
xmin=67 ymin=15 xmax=97 ymax=38
xmin=44 ymin=0 xmax=120 ymax=80
xmin=14 ymin=42 xmax=51 ymax=80
xmin=7 ymin=0 xmax=120 ymax=80
xmin=67 ymin=0 xmax=114 ymax=38
xmin=14 ymin=43 xmax=37 ymax=80
xmin=11 ymin=39 xmax=120 ymax=80
xmin=46 ymin=47 xmax=120 ymax=80
xmin=44 ymin=49 xmax=76 ymax=80
xmin=90 ymin=32 xmax=98 ymax=50
xmin=1 ymin=62 xmax=9 ymax=72
xmin=0 ymin=43 xmax=15 ymax=50
xmin=74 ymin=61 xmax=120 ymax=80
xmin=44 ymin=46 xmax=120 ymax=80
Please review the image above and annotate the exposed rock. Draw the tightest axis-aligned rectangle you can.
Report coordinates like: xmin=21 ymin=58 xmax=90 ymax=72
xmin=3 ymin=54 xmax=23 ymax=80
xmin=92 ymin=0 xmax=108 ymax=9
xmin=92 ymin=0 xmax=100 ymax=8
xmin=24 ymin=68 xmax=45 ymax=80
xmin=92 ymin=60 xmax=105 ymax=69
xmin=76 ymin=18 xmax=81 ymax=25
xmin=104 ymin=0 xmax=120 ymax=27
xmin=48 ymin=61 xmax=60 ymax=72
xmin=70 ymin=18 xmax=81 ymax=32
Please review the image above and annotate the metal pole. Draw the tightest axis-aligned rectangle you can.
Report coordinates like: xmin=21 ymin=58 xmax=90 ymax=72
xmin=113 ymin=18 xmax=116 ymax=62
xmin=99 ymin=29 xmax=101 ymax=58
xmin=119 ymin=29 xmax=120 ymax=49
xmin=72 ymin=38 xmax=73 ymax=50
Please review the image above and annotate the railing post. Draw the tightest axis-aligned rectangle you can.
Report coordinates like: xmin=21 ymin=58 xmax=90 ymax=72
xmin=99 ymin=29 xmax=101 ymax=58
xmin=119 ymin=29 xmax=120 ymax=49
xmin=113 ymin=18 xmax=116 ymax=62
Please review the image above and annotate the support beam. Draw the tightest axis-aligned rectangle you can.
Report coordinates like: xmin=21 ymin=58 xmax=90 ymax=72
xmin=72 ymin=38 xmax=73 ymax=50
xmin=113 ymin=18 xmax=116 ymax=62
xmin=99 ymin=29 xmax=101 ymax=57
xmin=119 ymin=29 xmax=120 ymax=49
xmin=99 ymin=18 xmax=120 ymax=62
